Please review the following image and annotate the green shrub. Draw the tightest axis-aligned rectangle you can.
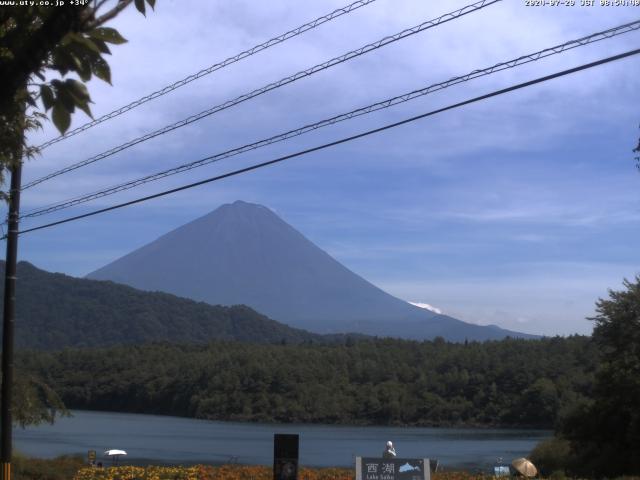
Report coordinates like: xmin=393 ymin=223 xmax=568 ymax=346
xmin=13 ymin=452 xmax=84 ymax=480
xmin=529 ymin=437 xmax=572 ymax=477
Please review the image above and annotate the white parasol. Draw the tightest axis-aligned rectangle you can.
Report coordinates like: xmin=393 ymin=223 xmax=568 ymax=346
xmin=104 ymin=449 xmax=127 ymax=465
xmin=104 ymin=449 xmax=127 ymax=456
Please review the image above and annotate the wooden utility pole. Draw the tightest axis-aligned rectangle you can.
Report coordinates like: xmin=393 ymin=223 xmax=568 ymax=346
xmin=1 ymin=162 xmax=23 ymax=480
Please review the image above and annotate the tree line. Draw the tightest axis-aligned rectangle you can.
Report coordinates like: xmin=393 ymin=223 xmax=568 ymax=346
xmin=19 ymin=335 xmax=597 ymax=429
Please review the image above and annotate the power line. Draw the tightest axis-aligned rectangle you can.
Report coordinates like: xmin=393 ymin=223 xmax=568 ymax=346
xmin=22 ymin=0 xmax=501 ymax=191
xmin=35 ymin=0 xmax=379 ymax=151
xmin=11 ymin=47 xmax=640 ymax=239
xmin=19 ymin=19 xmax=640 ymax=220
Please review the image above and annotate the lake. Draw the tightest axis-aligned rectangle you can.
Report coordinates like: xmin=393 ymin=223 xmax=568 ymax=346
xmin=14 ymin=410 xmax=550 ymax=469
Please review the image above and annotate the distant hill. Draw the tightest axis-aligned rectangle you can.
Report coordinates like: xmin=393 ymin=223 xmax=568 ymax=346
xmin=0 ymin=261 xmax=325 ymax=350
xmin=88 ymin=200 xmax=537 ymax=341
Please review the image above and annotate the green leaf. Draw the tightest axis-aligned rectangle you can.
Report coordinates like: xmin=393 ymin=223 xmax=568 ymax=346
xmin=61 ymin=32 xmax=101 ymax=56
xmin=69 ymin=53 xmax=92 ymax=82
xmin=68 ymin=52 xmax=83 ymax=71
xmin=91 ymin=57 xmax=112 ymax=84
xmin=40 ymin=85 xmax=54 ymax=110
xmin=51 ymin=50 xmax=73 ymax=76
xmin=65 ymin=79 xmax=90 ymax=102
xmin=52 ymin=103 xmax=71 ymax=134
xmin=56 ymin=86 xmax=76 ymax=113
xmin=71 ymin=33 xmax=101 ymax=54
xmin=75 ymin=101 xmax=93 ymax=119
xmin=59 ymin=32 xmax=73 ymax=47
xmin=92 ymin=39 xmax=111 ymax=55
xmin=88 ymin=27 xmax=127 ymax=45
xmin=64 ymin=79 xmax=93 ymax=119
xmin=55 ymin=45 xmax=94 ymax=82
xmin=135 ymin=0 xmax=146 ymax=15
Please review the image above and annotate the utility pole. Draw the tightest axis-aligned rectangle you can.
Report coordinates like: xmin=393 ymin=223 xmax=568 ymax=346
xmin=1 ymin=162 xmax=23 ymax=480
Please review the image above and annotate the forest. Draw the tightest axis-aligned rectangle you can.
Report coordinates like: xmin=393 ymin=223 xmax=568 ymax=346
xmin=12 ymin=277 xmax=640 ymax=476
xmin=19 ymin=335 xmax=596 ymax=428
xmin=0 ymin=261 xmax=328 ymax=349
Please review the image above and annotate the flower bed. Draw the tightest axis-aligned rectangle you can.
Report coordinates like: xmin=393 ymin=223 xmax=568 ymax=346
xmin=73 ymin=464 xmax=517 ymax=480
xmin=73 ymin=465 xmax=355 ymax=480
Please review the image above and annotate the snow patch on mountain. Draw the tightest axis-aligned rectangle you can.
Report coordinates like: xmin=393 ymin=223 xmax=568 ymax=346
xmin=409 ymin=302 xmax=442 ymax=315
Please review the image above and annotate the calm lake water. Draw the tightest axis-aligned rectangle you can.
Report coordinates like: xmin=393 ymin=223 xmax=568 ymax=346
xmin=14 ymin=410 xmax=550 ymax=469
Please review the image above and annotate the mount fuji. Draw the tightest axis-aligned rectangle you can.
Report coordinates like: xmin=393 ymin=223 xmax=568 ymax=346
xmin=87 ymin=201 xmax=536 ymax=341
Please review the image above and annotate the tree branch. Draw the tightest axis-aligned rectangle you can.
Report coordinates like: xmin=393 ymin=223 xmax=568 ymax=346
xmin=87 ymin=0 xmax=134 ymax=29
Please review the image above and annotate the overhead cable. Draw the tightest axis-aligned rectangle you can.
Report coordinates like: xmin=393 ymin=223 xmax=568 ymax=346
xmin=19 ymin=19 xmax=640 ymax=219
xmin=11 ymin=47 xmax=640 ymax=238
xmin=23 ymin=0 xmax=501 ymax=190
xmin=35 ymin=0 xmax=379 ymax=151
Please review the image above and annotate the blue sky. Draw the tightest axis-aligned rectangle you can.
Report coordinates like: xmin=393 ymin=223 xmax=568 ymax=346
xmin=9 ymin=0 xmax=640 ymax=335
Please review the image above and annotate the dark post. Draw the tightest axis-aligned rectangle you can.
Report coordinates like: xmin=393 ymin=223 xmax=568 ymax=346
xmin=273 ymin=433 xmax=299 ymax=480
xmin=1 ymin=162 xmax=22 ymax=480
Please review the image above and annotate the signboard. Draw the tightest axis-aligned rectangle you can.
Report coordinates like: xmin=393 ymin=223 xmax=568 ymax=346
xmin=87 ymin=450 xmax=96 ymax=464
xmin=494 ymin=466 xmax=510 ymax=477
xmin=356 ymin=457 xmax=431 ymax=480
xmin=273 ymin=433 xmax=299 ymax=480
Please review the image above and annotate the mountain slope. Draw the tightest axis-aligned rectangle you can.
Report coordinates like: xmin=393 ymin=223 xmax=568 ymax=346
xmin=88 ymin=201 xmax=536 ymax=341
xmin=0 ymin=261 xmax=324 ymax=349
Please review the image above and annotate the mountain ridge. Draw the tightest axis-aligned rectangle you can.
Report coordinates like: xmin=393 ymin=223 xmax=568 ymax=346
xmin=88 ymin=200 xmax=537 ymax=341
xmin=0 ymin=260 xmax=335 ymax=349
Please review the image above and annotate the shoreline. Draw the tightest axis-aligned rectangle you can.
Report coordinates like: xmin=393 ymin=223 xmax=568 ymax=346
xmin=60 ymin=408 xmax=556 ymax=431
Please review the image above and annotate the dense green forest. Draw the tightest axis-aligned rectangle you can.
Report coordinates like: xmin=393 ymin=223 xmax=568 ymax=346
xmin=0 ymin=261 xmax=330 ymax=348
xmin=20 ymin=336 xmax=596 ymax=428
xmin=527 ymin=277 xmax=640 ymax=477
